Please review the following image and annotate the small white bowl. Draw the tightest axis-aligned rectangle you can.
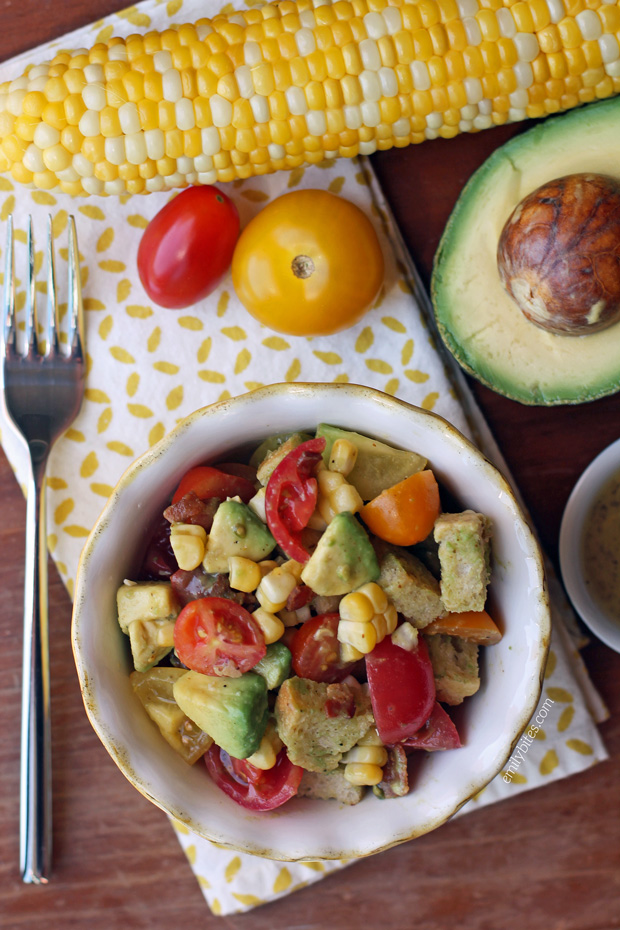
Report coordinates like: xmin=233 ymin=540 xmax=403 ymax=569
xmin=560 ymin=437 xmax=620 ymax=654
xmin=72 ymin=383 xmax=550 ymax=860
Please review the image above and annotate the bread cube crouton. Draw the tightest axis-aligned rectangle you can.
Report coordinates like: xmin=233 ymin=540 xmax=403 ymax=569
xmin=377 ymin=546 xmax=445 ymax=628
xmin=297 ymin=767 xmax=365 ymax=805
xmin=434 ymin=510 xmax=491 ymax=613
xmin=274 ymin=677 xmax=374 ymax=773
xmin=425 ymin=634 xmax=480 ymax=705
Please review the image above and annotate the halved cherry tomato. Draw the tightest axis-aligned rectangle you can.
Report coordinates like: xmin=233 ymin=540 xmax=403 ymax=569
xmin=231 ymin=190 xmax=384 ymax=336
xmin=172 ymin=465 xmax=256 ymax=505
xmin=265 ymin=437 xmax=325 ymax=563
xmin=204 ymin=745 xmax=303 ymax=811
xmin=137 ymin=186 xmax=240 ymax=310
xmin=403 ymin=702 xmax=461 ymax=751
xmin=360 ymin=470 xmax=440 ymax=547
xmin=365 ymin=636 xmax=436 ymax=745
xmin=290 ymin=612 xmax=358 ymax=683
xmin=173 ymin=596 xmax=266 ymax=677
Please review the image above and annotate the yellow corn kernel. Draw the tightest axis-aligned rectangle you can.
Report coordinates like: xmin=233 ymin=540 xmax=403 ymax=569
xmin=344 ymin=762 xmax=384 ymax=786
xmin=100 ymin=107 xmax=121 ymax=137
xmin=337 ymin=618 xmax=377 ymax=654
xmin=558 ymin=17 xmax=582 ymax=50
xmin=41 ymin=102 xmax=65 ymax=131
xmin=357 ymin=582 xmax=389 ymax=615
xmin=246 ymin=720 xmax=283 ymax=770
xmin=229 ymin=556 xmax=262 ymax=593
xmin=318 ymin=468 xmax=346 ymax=496
xmin=343 ymin=745 xmax=388 ymax=766
xmin=340 ymin=642 xmax=364 ymax=662
xmin=358 ymin=726 xmax=383 ymax=747
xmin=170 ymin=523 xmax=207 ymax=571
xmin=340 ymin=591 xmax=375 ymax=623
xmin=252 ymin=607 xmax=285 ymax=644
xmin=22 ymin=91 xmax=46 ymax=118
xmin=280 ymin=559 xmax=304 ymax=581
xmin=331 ymin=483 xmax=363 ymax=515
xmin=328 ymin=439 xmax=358 ymax=476
xmin=342 ymin=43 xmax=363 ymax=75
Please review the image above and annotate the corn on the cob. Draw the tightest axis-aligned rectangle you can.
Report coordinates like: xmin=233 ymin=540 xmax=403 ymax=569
xmin=1 ymin=0 xmax=620 ymax=195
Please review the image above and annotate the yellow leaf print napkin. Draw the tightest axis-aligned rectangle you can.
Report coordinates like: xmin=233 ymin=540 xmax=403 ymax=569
xmin=0 ymin=0 xmax=609 ymax=916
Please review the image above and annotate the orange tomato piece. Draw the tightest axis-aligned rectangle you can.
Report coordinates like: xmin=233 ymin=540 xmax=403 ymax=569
xmin=424 ymin=609 xmax=502 ymax=645
xmin=360 ymin=470 xmax=440 ymax=546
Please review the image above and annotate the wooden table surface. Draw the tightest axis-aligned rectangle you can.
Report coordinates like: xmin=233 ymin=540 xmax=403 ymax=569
xmin=1 ymin=3 xmax=619 ymax=929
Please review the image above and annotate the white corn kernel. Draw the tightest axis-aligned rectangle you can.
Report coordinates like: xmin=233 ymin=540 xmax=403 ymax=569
xmin=83 ymin=63 xmax=105 ymax=84
xmin=153 ymin=50 xmax=173 ymax=73
xmin=359 ymin=38 xmax=382 ymax=71
xmin=33 ymin=123 xmax=59 ymax=149
xmin=126 ymin=134 xmax=147 ymax=167
xmin=364 ymin=11 xmax=387 ymax=38
xmin=576 ymin=8 xmax=602 ymax=39
xmin=331 ymin=483 xmax=363 ymax=515
xmin=210 ymin=94 xmax=233 ymax=127
xmin=513 ymin=33 xmax=539 ymax=63
xmin=343 ymin=745 xmax=388 ymax=766
xmin=462 ymin=16 xmax=482 ymax=46
xmin=105 ymin=136 xmax=125 ymax=166
xmin=359 ymin=70 xmax=382 ymax=103
xmin=118 ymin=101 xmax=141 ymax=135
xmin=250 ymin=94 xmax=270 ymax=123
xmin=344 ymin=762 xmax=384 ymax=786
xmin=391 ymin=621 xmax=419 ymax=651
xmin=410 ymin=60 xmax=431 ymax=91
xmin=175 ymin=97 xmax=195 ymax=130
xmin=339 ymin=591 xmax=375 ymax=623
xmin=170 ymin=524 xmax=207 ymax=571
xmin=248 ymin=487 xmax=267 ymax=523
xmin=235 ymin=65 xmax=254 ymax=99
xmin=228 ymin=556 xmax=262 ymax=593
xmin=257 ymin=567 xmax=297 ymax=610
xmin=361 ymin=101 xmax=381 ymax=127
xmin=378 ymin=67 xmax=398 ymax=98
xmin=337 ymin=619 xmax=377 ymax=654
xmin=244 ymin=41 xmax=262 ymax=66
xmin=78 ymin=110 xmax=100 ymax=138
xmin=252 ymin=608 xmax=285 ymax=644
xmin=200 ymin=126 xmax=221 ymax=156
xmin=104 ymin=178 xmax=126 ymax=195
xmin=82 ymin=83 xmax=107 ymax=112
xmin=24 ymin=144 xmax=45 ymax=173
xmin=82 ymin=176 xmax=104 ymax=195
xmin=295 ymin=27 xmax=316 ymax=56
xmin=305 ymin=110 xmax=327 ymax=136
xmin=285 ymin=85 xmax=308 ymax=115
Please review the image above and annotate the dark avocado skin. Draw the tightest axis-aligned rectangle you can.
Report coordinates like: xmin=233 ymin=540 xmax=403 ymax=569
xmin=431 ymin=97 xmax=620 ymax=407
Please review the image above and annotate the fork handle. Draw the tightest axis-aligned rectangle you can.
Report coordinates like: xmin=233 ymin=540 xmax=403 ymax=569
xmin=20 ymin=454 xmax=52 ymax=884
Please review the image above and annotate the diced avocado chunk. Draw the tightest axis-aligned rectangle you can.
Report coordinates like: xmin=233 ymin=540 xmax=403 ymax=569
xmin=316 ymin=424 xmax=427 ymax=501
xmin=127 ymin=617 xmax=176 ymax=672
xmin=116 ymin=581 xmax=179 ymax=634
xmin=255 ymin=432 xmax=311 ymax=485
xmin=252 ymin=642 xmax=292 ymax=689
xmin=301 ymin=512 xmax=379 ymax=596
xmin=250 ymin=431 xmax=312 ymax=472
xmin=173 ymin=670 xmax=268 ymax=759
xmin=130 ymin=667 xmax=213 ymax=764
xmin=434 ymin=510 xmax=491 ymax=613
xmin=203 ymin=499 xmax=275 ymax=572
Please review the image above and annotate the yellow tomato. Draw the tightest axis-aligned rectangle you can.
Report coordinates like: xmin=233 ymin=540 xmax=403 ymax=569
xmin=231 ymin=190 xmax=384 ymax=336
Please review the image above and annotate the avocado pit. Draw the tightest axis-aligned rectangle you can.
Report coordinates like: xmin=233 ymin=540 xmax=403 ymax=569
xmin=497 ymin=173 xmax=620 ymax=335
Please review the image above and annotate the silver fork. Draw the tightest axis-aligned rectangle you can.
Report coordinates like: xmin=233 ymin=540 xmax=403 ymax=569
xmin=1 ymin=215 xmax=85 ymax=884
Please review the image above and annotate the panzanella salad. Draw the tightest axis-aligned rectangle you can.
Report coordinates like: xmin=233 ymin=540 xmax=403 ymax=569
xmin=117 ymin=426 xmax=502 ymax=811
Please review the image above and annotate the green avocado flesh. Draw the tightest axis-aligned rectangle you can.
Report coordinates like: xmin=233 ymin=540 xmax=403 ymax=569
xmin=431 ymin=98 xmax=620 ymax=406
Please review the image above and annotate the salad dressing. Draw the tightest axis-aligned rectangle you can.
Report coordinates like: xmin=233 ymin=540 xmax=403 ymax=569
xmin=581 ymin=469 xmax=620 ymax=620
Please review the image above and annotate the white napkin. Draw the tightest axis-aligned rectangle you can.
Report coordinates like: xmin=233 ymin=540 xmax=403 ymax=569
xmin=0 ymin=0 xmax=609 ymax=915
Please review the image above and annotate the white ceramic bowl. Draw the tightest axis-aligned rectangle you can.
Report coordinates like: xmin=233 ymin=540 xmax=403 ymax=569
xmin=559 ymin=438 xmax=620 ymax=654
xmin=72 ymin=383 xmax=550 ymax=860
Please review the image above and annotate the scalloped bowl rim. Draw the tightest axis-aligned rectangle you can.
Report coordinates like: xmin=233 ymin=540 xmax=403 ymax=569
xmin=72 ymin=382 xmax=550 ymax=861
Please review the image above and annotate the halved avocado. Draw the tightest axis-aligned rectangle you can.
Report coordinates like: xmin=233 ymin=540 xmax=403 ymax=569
xmin=431 ymin=98 xmax=620 ymax=406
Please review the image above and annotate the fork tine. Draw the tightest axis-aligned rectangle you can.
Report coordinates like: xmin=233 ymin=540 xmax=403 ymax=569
xmin=25 ymin=215 xmax=37 ymax=355
xmin=45 ymin=215 xmax=58 ymax=358
xmin=66 ymin=215 xmax=84 ymax=359
xmin=2 ymin=215 xmax=16 ymax=356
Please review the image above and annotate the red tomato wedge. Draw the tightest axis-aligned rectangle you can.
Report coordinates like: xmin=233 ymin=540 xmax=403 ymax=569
xmin=365 ymin=636 xmax=436 ymax=744
xmin=172 ymin=465 xmax=256 ymax=505
xmin=173 ymin=596 xmax=266 ymax=677
xmin=403 ymin=702 xmax=461 ymax=751
xmin=205 ymin=745 xmax=303 ymax=811
xmin=265 ymin=437 xmax=325 ymax=563
xmin=290 ymin=612 xmax=358 ymax=683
